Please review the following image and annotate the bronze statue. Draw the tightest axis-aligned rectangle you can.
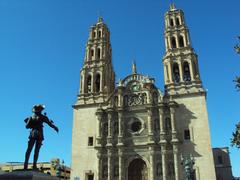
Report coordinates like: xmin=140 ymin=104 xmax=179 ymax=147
xmin=181 ymin=154 xmax=195 ymax=180
xmin=24 ymin=104 xmax=59 ymax=170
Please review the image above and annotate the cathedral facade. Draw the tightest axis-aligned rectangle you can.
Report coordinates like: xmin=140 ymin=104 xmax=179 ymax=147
xmin=71 ymin=5 xmax=216 ymax=180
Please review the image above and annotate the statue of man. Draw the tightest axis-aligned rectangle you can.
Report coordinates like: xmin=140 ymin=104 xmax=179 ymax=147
xmin=181 ymin=154 xmax=195 ymax=180
xmin=24 ymin=104 xmax=59 ymax=170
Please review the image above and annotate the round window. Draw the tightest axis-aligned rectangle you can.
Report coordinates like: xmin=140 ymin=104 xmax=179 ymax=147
xmin=131 ymin=121 xmax=142 ymax=132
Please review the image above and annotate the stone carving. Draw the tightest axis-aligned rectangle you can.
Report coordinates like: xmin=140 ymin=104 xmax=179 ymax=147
xmin=181 ymin=154 xmax=195 ymax=180
xmin=127 ymin=93 xmax=147 ymax=106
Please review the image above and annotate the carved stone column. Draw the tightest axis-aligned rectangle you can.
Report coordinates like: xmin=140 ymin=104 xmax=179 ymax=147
xmin=170 ymin=105 xmax=178 ymax=141
xmin=118 ymin=110 xmax=124 ymax=145
xmin=91 ymin=71 xmax=95 ymax=93
xmin=147 ymin=107 xmax=154 ymax=142
xmin=189 ymin=60 xmax=195 ymax=81
xmin=161 ymin=145 xmax=167 ymax=180
xmin=159 ymin=104 xmax=166 ymax=143
xmin=107 ymin=109 xmax=113 ymax=145
xmin=173 ymin=144 xmax=179 ymax=180
xmin=183 ymin=33 xmax=187 ymax=48
xmin=118 ymin=148 xmax=124 ymax=180
xmin=175 ymin=35 xmax=180 ymax=48
xmin=164 ymin=64 xmax=169 ymax=83
xmin=97 ymin=152 xmax=102 ymax=180
xmin=80 ymin=73 xmax=84 ymax=94
xmin=95 ymin=108 xmax=103 ymax=146
xmin=149 ymin=147 xmax=156 ymax=180
xmin=107 ymin=149 xmax=113 ymax=180
xmin=168 ymin=62 xmax=173 ymax=83
xmin=168 ymin=36 xmax=171 ymax=49
xmin=178 ymin=61 xmax=184 ymax=82
xmin=100 ymin=71 xmax=103 ymax=92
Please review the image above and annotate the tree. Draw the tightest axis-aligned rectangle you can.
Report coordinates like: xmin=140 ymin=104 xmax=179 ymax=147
xmin=231 ymin=36 xmax=240 ymax=148
xmin=234 ymin=36 xmax=240 ymax=54
xmin=234 ymin=37 xmax=240 ymax=90
xmin=231 ymin=123 xmax=240 ymax=148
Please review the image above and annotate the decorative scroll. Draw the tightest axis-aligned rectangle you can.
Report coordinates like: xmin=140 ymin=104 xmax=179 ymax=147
xmin=126 ymin=93 xmax=147 ymax=106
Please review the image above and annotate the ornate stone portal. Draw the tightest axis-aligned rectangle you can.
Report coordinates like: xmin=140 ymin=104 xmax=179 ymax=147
xmin=71 ymin=4 xmax=216 ymax=180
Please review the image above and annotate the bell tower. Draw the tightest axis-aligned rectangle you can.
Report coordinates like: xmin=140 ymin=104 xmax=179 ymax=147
xmin=163 ymin=4 xmax=203 ymax=95
xmin=77 ymin=17 xmax=115 ymax=105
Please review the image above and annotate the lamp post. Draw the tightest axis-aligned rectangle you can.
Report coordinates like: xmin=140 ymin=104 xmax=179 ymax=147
xmin=181 ymin=154 xmax=195 ymax=180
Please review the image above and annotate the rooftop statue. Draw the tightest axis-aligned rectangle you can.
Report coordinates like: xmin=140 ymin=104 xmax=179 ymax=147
xmin=23 ymin=104 xmax=59 ymax=170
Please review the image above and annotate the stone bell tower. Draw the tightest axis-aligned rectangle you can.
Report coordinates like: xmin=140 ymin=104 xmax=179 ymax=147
xmin=163 ymin=4 xmax=203 ymax=95
xmin=162 ymin=4 xmax=216 ymax=180
xmin=71 ymin=17 xmax=115 ymax=180
xmin=78 ymin=17 xmax=115 ymax=105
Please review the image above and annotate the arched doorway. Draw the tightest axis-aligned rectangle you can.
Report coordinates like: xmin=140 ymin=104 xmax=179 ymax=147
xmin=128 ymin=158 xmax=148 ymax=180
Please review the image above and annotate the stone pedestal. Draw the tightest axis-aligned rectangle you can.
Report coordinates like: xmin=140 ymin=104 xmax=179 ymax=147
xmin=0 ymin=170 xmax=59 ymax=180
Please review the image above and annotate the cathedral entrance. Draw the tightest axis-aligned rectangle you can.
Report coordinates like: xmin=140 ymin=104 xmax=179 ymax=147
xmin=128 ymin=158 xmax=148 ymax=180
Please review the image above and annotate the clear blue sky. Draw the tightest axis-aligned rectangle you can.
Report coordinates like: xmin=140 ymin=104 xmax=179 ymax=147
xmin=0 ymin=0 xmax=239 ymax=177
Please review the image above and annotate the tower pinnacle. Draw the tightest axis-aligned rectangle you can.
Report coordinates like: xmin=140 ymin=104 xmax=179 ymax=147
xmin=162 ymin=5 xmax=203 ymax=95
xmin=132 ymin=61 xmax=137 ymax=74
xmin=98 ymin=16 xmax=103 ymax=23
xmin=170 ymin=3 xmax=176 ymax=11
xmin=77 ymin=18 xmax=115 ymax=104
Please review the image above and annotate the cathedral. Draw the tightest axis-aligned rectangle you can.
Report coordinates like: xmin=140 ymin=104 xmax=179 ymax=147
xmin=71 ymin=4 xmax=217 ymax=180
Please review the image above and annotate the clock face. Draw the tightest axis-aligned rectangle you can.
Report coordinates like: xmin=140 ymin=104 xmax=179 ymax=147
xmin=131 ymin=83 xmax=140 ymax=92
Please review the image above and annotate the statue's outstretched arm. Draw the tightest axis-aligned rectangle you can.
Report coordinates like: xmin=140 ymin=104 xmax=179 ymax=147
xmin=44 ymin=116 xmax=59 ymax=133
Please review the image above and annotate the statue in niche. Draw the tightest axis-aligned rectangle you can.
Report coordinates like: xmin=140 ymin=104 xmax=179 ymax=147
xmin=23 ymin=104 xmax=59 ymax=170
xmin=181 ymin=154 xmax=195 ymax=180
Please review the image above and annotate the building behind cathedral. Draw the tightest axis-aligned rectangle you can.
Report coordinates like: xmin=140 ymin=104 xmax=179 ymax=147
xmin=71 ymin=4 xmax=217 ymax=180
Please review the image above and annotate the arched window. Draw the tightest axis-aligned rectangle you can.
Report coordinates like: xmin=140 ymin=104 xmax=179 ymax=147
xmin=90 ymin=49 xmax=94 ymax=59
xmin=183 ymin=62 xmax=191 ymax=82
xmin=165 ymin=117 xmax=171 ymax=134
xmin=170 ymin=18 xmax=174 ymax=26
xmin=95 ymin=74 xmax=100 ymax=92
xmin=176 ymin=17 xmax=180 ymax=26
xmin=173 ymin=63 xmax=180 ymax=83
xmin=97 ymin=48 xmax=101 ymax=59
xmin=179 ymin=35 xmax=185 ymax=47
xmin=98 ymin=30 xmax=102 ymax=38
xmin=87 ymin=75 xmax=92 ymax=93
xmin=93 ymin=31 xmax=96 ymax=38
xmin=193 ymin=61 xmax=198 ymax=78
xmin=171 ymin=37 xmax=177 ymax=49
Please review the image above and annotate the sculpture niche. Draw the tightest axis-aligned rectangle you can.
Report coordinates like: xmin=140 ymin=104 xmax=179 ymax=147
xmin=24 ymin=104 xmax=59 ymax=170
xmin=181 ymin=154 xmax=195 ymax=180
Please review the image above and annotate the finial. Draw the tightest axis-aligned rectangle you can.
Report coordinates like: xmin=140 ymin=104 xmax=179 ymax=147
xmin=97 ymin=11 xmax=103 ymax=23
xmin=118 ymin=79 xmax=123 ymax=87
xmin=170 ymin=3 xmax=176 ymax=11
xmin=132 ymin=61 xmax=137 ymax=74
xmin=98 ymin=16 xmax=103 ymax=23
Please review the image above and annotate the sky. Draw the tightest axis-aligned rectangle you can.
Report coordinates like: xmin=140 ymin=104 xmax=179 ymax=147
xmin=0 ymin=0 xmax=239 ymax=177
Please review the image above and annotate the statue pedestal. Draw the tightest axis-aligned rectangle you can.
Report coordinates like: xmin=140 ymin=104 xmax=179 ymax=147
xmin=0 ymin=170 xmax=59 ymax=180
